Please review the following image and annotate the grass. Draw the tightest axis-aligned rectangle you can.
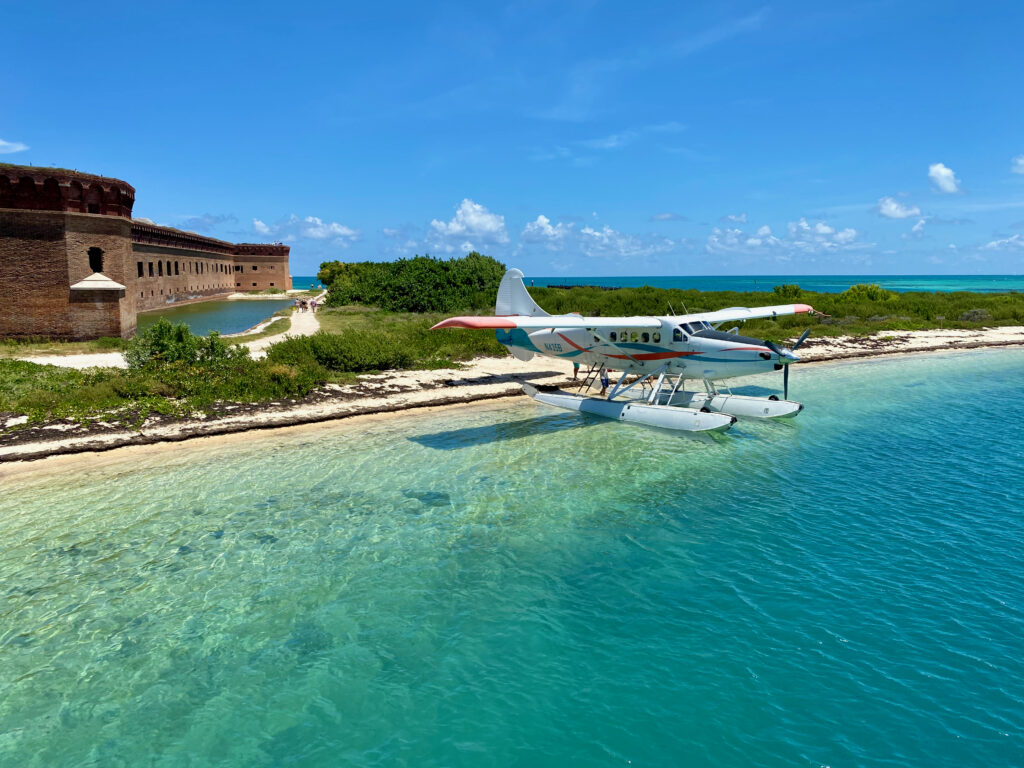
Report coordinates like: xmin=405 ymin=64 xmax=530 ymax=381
xmin=314 ymin=308 xmax=507 ymax=367
xmin=0 ymin=336 xmax=128 ymax=359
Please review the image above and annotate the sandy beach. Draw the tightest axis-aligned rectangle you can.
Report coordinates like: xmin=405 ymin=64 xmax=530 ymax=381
xmin=2 ymin=325 xmax=1022 ymax=464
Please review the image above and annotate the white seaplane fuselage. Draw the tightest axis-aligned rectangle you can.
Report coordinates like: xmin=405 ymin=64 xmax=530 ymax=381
xmin=432 ymin=269 xmax=817 ymax=432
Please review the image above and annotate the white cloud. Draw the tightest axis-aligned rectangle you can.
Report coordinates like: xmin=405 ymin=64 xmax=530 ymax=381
xmin=521 ymin=215 xmax=573 ymax=250
xmin=981 ymin=234 xmax=1024 ymax=251
xmin=0 ymin=138 xmax=28 ymax=154
xmin=911 ymin=218 xmax=926 ymax=235
xmin=1012 ymin=155 xmax=1024 ymax=175
xmin=722 ymin=212 xmax=747 ymax=223
xmin=301 ymin=215 xmax=359 ymax=241
xmin=428 ymin=198 xmax=509 ymax=253
xmin=381 ymin=227 xmax=399 ymax=237
xmin=707 ymin=218 xmax=861 ymax=256
xmin=573 ymin=225 xmax=676 ymax=261
xmin=928 ymin=162 xmax=961 ymax=193
xmin=876 ymin=196 xmax=921 ymax=219
xmin=251 ymin=214 xmax=361 ymax=247
xmin=579 ymin=131 xmax=636 ymax=150
xmin=650 ymin=212 xmax=687 ymax=222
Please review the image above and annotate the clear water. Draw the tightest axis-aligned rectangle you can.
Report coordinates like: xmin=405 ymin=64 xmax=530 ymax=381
xmin=533 ymin=274 xmax=1024 ymax=293
xmin=1 ymin=350 xmax=1023 ymax=767
xmin=137 ymin=299 xmax=294 ymax=336
xmin=291 ymin=276 xmax=322 ymax=291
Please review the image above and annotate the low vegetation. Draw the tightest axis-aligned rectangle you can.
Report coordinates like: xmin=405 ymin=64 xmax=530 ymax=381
xmin=318 ymin=252 xmax=505 ymax=312
xmin=3 ymin=265 xmax=1022 ymax=429
xmin=1 ymin=320 xmax=327 ymax=426
xmin=522 ymin=283 xmax=1024 ymax=338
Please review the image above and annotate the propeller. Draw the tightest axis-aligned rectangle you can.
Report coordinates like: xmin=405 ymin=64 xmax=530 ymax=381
xmin=767 ymin=329 xmax=812 ymax=401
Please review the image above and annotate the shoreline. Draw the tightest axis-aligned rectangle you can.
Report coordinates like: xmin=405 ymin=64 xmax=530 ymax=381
xmin=2 ymin=326 xmax=1022 ymax=466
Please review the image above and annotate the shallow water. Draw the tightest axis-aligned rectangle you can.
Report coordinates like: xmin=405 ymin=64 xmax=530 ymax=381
xmin=1 ymin=350 xmax=1023 ymax=766
xmin=533 ymin=274 xmax=1024 ymax=293
xmin=137 ymin=299 xmax=294 ymax=336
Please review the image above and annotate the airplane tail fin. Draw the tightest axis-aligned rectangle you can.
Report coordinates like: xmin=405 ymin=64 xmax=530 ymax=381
xmin=496 ymin=269 xmax=549 ymax=317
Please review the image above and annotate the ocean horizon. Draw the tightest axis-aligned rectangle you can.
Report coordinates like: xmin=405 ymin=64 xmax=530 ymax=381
xmin=293 ymin=274 xmax=1024 ymax=294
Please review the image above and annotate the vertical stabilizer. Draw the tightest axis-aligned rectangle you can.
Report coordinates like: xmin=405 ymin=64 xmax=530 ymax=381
xmin=495 ymin=269 xmax=550 ymax=317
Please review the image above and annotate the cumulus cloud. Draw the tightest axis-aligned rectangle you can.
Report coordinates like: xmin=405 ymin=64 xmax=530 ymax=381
xmin=252 ymin=214 xmax=361 ymax=247
xmin=0 ymin=138 xmax=28 ymax=154
xmin=981 ymin=234 xmax=1024 ymax=251
xmin=722 ymin=212 xmax=747 ymax=223
xmin=521 ymin=215 xmax=573 ymax=250
xmin=928 ymin=162 xmax=961 ymax=193
xmin=707 ymin=218 xmax=861 ymax=256
xmin=649 ymin=212 xmax=688 ymax=222
xmin=578 ymin=224 xmax=676 ymax=260
xmin=876 ymin=196 xmax=921 ymax=219
xmin=911 ymin=218 xmax=926 ymax=235
xmin=1012 ymin=155 xmax=1024 ymax=175
xmin=301 ymin=215 xmax=359 ymax=241
xmin=427 ymin=198 xmax=509 ymax=253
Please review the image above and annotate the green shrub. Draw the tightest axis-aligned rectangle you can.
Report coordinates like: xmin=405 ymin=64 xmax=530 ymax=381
xmin=841 ymin=283 xmax=896 ymax=302
xmin=267 ymin=331 xmax=412 ymax=373
xmin=773 ymin=284 xmax=803 ymax=300
xmin=318 ymin=252 xmax=506 ymax=312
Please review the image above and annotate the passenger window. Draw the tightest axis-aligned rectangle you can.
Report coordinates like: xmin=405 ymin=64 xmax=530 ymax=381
xmin=641 ymin=332 xmax=649 ymax=343
xmin=653 ymin=332 xmax=661 ymax=343
xmin=609 ymin=331 xmax=617 ymax=341
xmin=630 ymin=331 xmax=638 ymax=343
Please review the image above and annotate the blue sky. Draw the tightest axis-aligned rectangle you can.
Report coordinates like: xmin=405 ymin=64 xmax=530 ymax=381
xmin=4 ymin=0 xmax=1023 ymax=276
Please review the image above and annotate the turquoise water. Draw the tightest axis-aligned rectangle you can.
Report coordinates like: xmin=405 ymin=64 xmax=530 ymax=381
xmin=291 ymin=276 xmax=322 ymax=290
xmin=533 ymin=274 xmax=1024 ymax=293
xmin=137 ymin=299 xmax=294 ymax=336
xmin=2 ymin=350 xmax=1023 ymax=766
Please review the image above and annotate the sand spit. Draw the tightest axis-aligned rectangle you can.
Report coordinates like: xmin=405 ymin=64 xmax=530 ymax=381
xmin=2 ymin=326 xmax=1022 ymax=463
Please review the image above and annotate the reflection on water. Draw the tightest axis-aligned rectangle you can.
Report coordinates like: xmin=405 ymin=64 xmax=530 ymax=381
xmin=1 ymin=350 xmax=1023 ymax=767
xmin=137 ymin=298 xmax=294 ymax=335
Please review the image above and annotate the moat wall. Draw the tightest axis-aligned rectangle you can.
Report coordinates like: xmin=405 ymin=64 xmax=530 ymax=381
xmin=0 ymin=164 xmax=291 ymax=340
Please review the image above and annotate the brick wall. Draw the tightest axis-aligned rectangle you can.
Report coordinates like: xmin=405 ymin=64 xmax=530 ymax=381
xmin=0 ymin=209 xmax=133 ymax=339
xmin=132 ymin=244 xmax=236 ymax=313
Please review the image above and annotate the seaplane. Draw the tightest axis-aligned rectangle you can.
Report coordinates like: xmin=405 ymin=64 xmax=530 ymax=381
xmin=431 ymin=269 xmax=820 ymax=433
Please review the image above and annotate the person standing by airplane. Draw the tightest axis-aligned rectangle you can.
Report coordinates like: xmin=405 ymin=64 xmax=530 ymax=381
xmin=599 ymin=367 xmax=610 ymax=396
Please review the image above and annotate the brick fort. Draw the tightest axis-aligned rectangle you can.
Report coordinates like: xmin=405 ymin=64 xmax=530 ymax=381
xmin=0 ymin=163 xmax=291 ymax=340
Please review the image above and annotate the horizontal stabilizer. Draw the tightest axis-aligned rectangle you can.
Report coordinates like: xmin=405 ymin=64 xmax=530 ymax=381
xmin=431 ymin=315 xmax=662 ymax=330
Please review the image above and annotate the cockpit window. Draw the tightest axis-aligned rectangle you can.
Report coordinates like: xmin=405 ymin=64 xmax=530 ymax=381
xmin=681 ymin=323 xmax=694 ymax=334
xmin=673 ymin=328 xmax=683 ymax=343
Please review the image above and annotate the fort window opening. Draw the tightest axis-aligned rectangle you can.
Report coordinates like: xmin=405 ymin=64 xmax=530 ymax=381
xmin=270 ymin=282 xmax=275 ymax=287
xmin=158 ymin=261 xmax=163 ymax=276
xmin=174 ymin=261 xmax=179 ymax=275
xmin=88 ymin=247 xmax=104 ymax=273
xmin=252 ymin=282 xmax=257 ymax=287
xmin=137 ymin=262 xmax=144 ymax=278
xmin=165 ymin=261 xmax=171 ymax=275
xmin=252 ymin=265 xmax=258 ymax=271
xmin=148 ymin=262 xmax=154 ymax=277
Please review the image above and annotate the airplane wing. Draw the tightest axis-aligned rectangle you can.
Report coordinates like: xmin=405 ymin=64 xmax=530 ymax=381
xmin=677 ymin=303 xmax=816 ymax=325
xmin=431 ymin=315 xmax=662 ymax=330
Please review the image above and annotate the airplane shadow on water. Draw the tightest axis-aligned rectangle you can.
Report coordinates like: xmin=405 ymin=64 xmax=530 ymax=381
xmin=408 ymin=412 xmax=603 ymax=450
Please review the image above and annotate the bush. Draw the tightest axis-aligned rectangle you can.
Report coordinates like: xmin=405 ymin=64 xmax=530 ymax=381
xmin=841 ymin=283 xmax=896 ymax=302
xmin=267 ymin=331 xmax=413 ymax=373
xmin=125 ymin=319 xmax=248 ymax=370
xmin=773 ymin=284 xmax=804 ymax=300
xmin=318 ymin=252 xmax=506 ymax=312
